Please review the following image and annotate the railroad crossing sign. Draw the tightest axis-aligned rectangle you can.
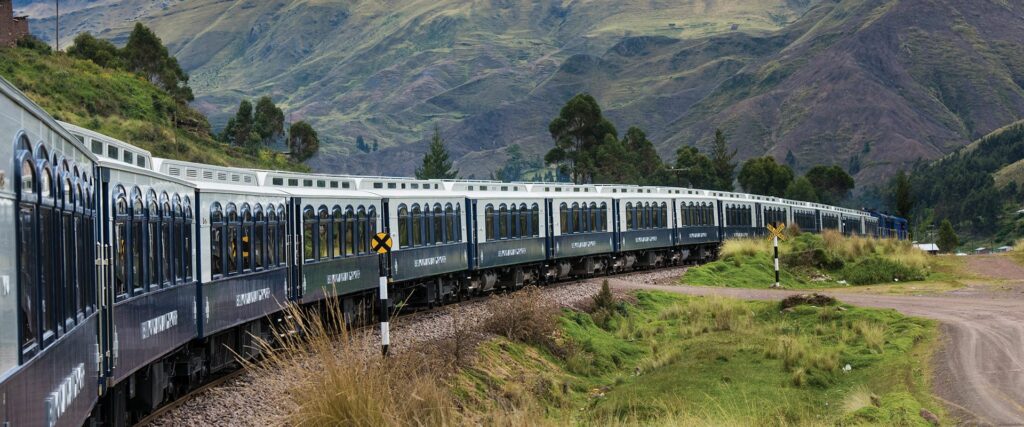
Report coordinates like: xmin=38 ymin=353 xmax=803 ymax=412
xmin=371 ymin=232 xmax=393 ymax=254
xmin=767 ymin=223 xmax=787 ymax=241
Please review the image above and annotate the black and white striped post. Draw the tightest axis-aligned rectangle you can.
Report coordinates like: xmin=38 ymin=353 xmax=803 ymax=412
xmin=371 ymin=232 xmax=394 ymax=357
xmin=767 ymin=223 xmax=786 ymax=289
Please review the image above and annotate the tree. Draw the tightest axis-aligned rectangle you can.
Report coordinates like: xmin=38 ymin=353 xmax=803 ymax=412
xmin=355 ymin=135 xmax=369 ymax=153
xmin=737 ymin=156 xmax=794 ymax=197
xmin=710 ymin=128 xmax=737 ymax=191
xmin=493 ymin=144 xmax=541 ymax=182
xmin=672 ymin=146 xmax=716 ymax=189
xmin=545 ymin=93 xmax=617 ymax=184
xmin=288 ymin=121 xmax=319 ymax=161
xmin=67 ymin=33 xmax=123 ymax=68
xmin=372 ymin=140 xmax=379 ymax=152
xmin=252 ymin=96 xmax=285 ymax=144
xmin=805 ymin=165 xmax=855 ymax=205
xmin=890 ymin=170 xmax=914 ymax=218
xmin=122 ymin=23 xmax=193 ymax=103
xmin=785 ymin=176 xmax=818 ymax=202
xmin=622 ymin=126 xmax=662 ymax=183
xmin=937 ymin=219 xmax=959 ymax=253
xmin=593 ymin=135 xmax=639 ymax=184
xmin=415 ymin=125 xmax=459 ymax=179
xmin=785 ymin=149 xmax=797 ymax=169
xmin=228 ymin=100 xmax=257 ymax=147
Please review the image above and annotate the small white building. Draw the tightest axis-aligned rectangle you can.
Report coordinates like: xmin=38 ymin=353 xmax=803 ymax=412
xmin=914 ymin=243 xmax=939 ymax=255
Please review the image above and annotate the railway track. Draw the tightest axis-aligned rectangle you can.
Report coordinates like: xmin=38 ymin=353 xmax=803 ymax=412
xmin=135 ymin=368 xmax=248 ymax=426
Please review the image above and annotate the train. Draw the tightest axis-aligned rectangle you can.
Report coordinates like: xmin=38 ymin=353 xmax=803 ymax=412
xmin=0 ymin=76 xmax=910 ymax=426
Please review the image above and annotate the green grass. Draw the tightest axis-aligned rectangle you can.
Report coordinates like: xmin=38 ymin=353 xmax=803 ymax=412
xmin=454 ymin=291 xmax=944 ymax=426
xmin=0 ymin=46 xmax=307 ymax=171
xmin=684 ymin=231 xmax=937 ymax=289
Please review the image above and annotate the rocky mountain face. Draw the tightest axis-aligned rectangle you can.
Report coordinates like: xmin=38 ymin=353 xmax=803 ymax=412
xmin=18 ymin=0 xmax=1024 ymax=187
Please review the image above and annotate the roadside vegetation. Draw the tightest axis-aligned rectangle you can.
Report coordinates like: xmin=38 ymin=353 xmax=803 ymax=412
xmin=252 ymin=282 xmax=943 ymax=426
xmin=684 ymin=230 xmax=936 ymax=289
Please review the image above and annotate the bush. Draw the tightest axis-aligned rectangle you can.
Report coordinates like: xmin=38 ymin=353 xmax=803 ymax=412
xmin=841 ymin=257 xmax=925 ymax=285
xmin=779 ymin=293 xmax=837 ymax=310
xmin=482 ymin=287 xmax=560 ymax=348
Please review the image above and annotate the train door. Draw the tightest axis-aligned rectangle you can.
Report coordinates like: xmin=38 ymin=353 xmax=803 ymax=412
xmin=287 ymin=197 xmax=300 ymax=301
xmin=465 ymin=198 xmax=477 ymax=270
xmin=611 ymin=199 xmax=620 ymax=252
xmin=755 ymin=203 xmax=763 ymax=235
xmin=96 ymin=169 xmax=114 ymax=395
xmin=544 ymin=198 xmax=554 ymax=260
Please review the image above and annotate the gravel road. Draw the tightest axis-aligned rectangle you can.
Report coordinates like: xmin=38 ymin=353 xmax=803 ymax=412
xmin=608 ymin=256 xmax=1024 ymax=426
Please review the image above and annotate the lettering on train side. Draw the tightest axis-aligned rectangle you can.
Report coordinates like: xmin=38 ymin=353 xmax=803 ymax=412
xmin=687 ymin=232 xmax=708 ymax=239
xmin=140 ymin=310 xmax=179 ymax=340
xmin=414 ymin=256 xmax=447 ymax=268
xmin=45 ymin=363 xmax=86 ymax=427
xmin=733 ymin=232 xmax=750 ymax=237
xmin=235 ymin=288 xmax=272 ymax=307
xmin=497 ymin=248 xmax=527 ymax=257
xmin=635 ymin=236 xmax=657 ymax=243
xmin=571 ymin=241 xmax=596 ymax=249
xmin=326 ymin=270 xmax=361 ymax=285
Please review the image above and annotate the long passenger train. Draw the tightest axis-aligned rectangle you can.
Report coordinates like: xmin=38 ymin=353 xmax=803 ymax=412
xmin=0 ymin=77 xmax=910 ymax=426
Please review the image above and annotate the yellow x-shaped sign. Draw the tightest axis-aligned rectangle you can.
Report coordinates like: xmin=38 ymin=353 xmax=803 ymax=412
xmin=767 ymin=223 xmax=786 ymax=241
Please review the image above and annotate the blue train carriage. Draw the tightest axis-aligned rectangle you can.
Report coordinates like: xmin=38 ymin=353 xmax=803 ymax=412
xmin=361 ymin=177 xmax=468 ymax=306
xmin=753 ymin=195 xmax=791 ymax=238
xmin=71 ymin=127 xmax=200 ymax=421
xmin=1 ymin=80 xmax=101 ymax=426
xmin=264 ymin=171 xmax=382 ymax=318
xmin=597 ymin=185 xmax=677 ymax=269
xmin=835 ymin=206 xmax=867 ymax=236
xmin=782 ymin=198 xmax=821 ymax=233
xmin=456 ymin=181 xmax=547 ymax=294
xmin=157 ymin=160 xmax=290 ymax=374
xmin=818 ymin=205 xmax=841 ymax=233
xmin=670 ymin=188 xmax=721 ymax=261
xmin=712 ymin=191 xmax=759 ymax=239
xmin=539 ymin=182 xmax=616 ymax=277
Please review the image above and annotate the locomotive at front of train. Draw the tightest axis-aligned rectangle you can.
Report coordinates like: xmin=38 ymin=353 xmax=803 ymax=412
xmin=1 ymin=80 xmax=101 ymax=427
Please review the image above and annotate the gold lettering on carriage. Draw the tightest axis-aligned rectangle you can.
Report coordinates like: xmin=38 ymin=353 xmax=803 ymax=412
xmin=141 ymin=310 xmax=179 ymax=340
xmin=497 ymin=248 xmax=527 ymax=257
xmin=571 ymin=241 xmax=596 ymax=249
xmin=414 ymin=256 xmax=447 ymax=267
xmin=46 ymin=363 xmax=85 ymax=427
xmin=635 ymin=236 xmax=657 ymax=243
xmin=236 ymin=288 xmax=272 ymax=307
xmin=327 ymin=270 xmax=361 ymax=285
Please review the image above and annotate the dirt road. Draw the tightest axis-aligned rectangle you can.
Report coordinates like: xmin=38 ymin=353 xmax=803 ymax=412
xmin=608 ymin=256 xmax=1024 ymax=426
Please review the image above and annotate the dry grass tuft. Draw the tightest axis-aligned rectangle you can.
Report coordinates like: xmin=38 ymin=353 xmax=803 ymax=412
xmin=482 ymin=287 xmax=561 ymax=348
xmin=853 ymin=320 xmax=887 ymax=353
xmin=721 ymin=238 xmax=771 ymax=258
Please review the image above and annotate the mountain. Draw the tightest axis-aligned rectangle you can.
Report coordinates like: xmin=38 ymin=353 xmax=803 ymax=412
xmin=16 ymin=0 xmax=1024 ymax=187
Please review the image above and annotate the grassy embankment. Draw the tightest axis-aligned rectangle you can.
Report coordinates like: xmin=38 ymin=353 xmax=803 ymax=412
xmin=256 ymin=285 xmax=943 ymax=426
xmin=683 ymin=230 xmax=966 ymax=292
xmin=0 ymin=46 xmax=306 ymax=171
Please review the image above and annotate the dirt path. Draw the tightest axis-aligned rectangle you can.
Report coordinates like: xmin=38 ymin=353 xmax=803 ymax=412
xmin=606 ymin=258 xmax=1024 ymax=426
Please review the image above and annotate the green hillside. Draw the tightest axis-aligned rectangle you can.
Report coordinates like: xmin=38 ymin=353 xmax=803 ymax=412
xmin=0 ymin=45 xmax=306 ymax=171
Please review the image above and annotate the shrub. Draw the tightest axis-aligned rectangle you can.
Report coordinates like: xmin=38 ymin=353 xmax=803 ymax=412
xmin=779 ymin=293 xmax=837 ymax=310
xmin=841 ymin=257 xmax=925 ymax=285
xmin=482 ymin=287 xmax=560 ymax=348
xmin=854 ymin=320 xmax=886 ymax=353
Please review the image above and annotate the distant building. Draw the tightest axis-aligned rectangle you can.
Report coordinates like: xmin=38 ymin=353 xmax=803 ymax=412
xmin=914 ymin=243 xmax=939 ymax=255
xmin=0 ymin=0 xmax=29 ymax=48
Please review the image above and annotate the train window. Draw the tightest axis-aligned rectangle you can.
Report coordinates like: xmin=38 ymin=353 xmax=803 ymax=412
xmin=518 ymin=204 xmax=528 ymax=238
xmin=599 ymin=202 xmax=607 ymax=231
xmin=114 ymin=188 xmax=130 ymax=295
xmin=255 ymin=205 xmax=265 ymax=269
xmin=345 ymin=206 xmax=355 ymax=255
xmin=277 ymin=205 xmax=286 ymax=266
xmin=161 ymin=196 xmax=172 ymax=286
xmin=357 ymin=207 xmax=368 ymax=254
xmin=559 ymin=203 xmax=568 ymax=234
xmin=433 ymin=204 xmax=444 ymax=244
xmin=445 ymin=204 xmax=455 ymax=243
xmin=318 ymin=206 xmax=329 ymax=260
xmin=499 ymin=204 xmax=509 ymax=239
xmin=302 ymin=206 xmax=315 ymax=262
xmin=227 ymin=203 xmax=240 ymax=274
xmin=485 ymin=204 xmax=495 ymax=241
xmin=532 ymin=204 xmax=540 ymax=237
xmin=267 ymin=206 xmax=278 ymax=266
xmin=241 ymin=204 xmax=253 ymax=271
xmin=510 ymin=204 xmax=519 ymax=238
xmin=74 ymin=182 xmax=87 ymax=316
xmin=147 ymin=191 xmax=159 ymax=290
xmin=184 ymin=198 xmax=194 ymax=280
xmin=131 ymin=188 xmax=145 ymax=294
xmin=368 ymin=206 xmax=378 ymax=249
xmin=332 ymin=206 xmax=343 ymax=258
xmin=660 ymin=203 xmax=668 ymax=228
xmin=60 ymin=176 xmax=76 ymax=327
xmin=571 ymin=203 xmax=580 ymax=234
xmin=107 ymin=145 xmax=118 ymax=160
xmin=17 ymin=154 xmax=38 ymax=352
xmin=626 ymin=203 xmax=634 ymax=230
xmin=587 ymin=203 xmax=595 ymax=232
xmin=455 ymin=204 xmax=463 ymax=242
xmin=398 ymin=205 xmax=410 ymax=248
xmin=412 ymin=204 xmax=423 ymax=246
xmin=38 ymin=164 xmax=58 ymax=340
